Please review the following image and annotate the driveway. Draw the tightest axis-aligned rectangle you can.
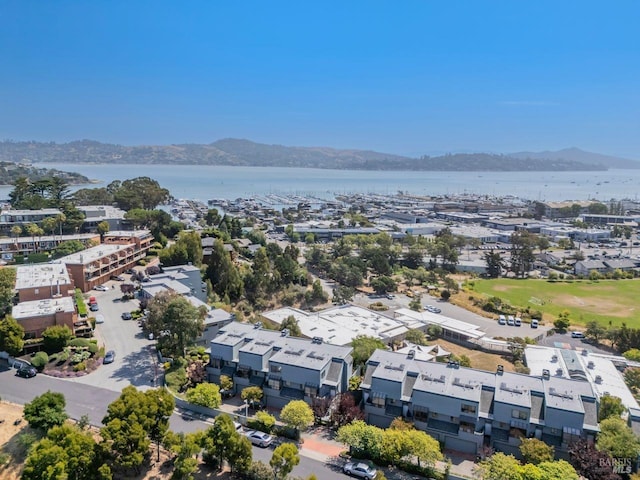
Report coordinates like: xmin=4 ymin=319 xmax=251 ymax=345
xmin=72 ymin=282 xmax=157 ymax=392
xmin=538 ymin=330 xmax=614 ymax=355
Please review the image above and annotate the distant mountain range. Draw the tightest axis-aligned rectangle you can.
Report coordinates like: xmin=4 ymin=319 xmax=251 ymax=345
xmin=0 ymin=139 xmax=638 ymax=172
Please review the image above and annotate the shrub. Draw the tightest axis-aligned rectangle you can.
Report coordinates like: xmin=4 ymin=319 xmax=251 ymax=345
xmin=57 ymin=351 xmax=69 ymax=364
xmin=70 ymin=350 xmax=90 ymax=364
xmin=74 ymin=288 xmax=88 ymax=316
xmin=68 ymin=338 xmax=91 ymax=348
xmin=73 ymin=361 xmax=86 ymax=372
xmin=186 ymin=383 xmax=221 ymax=408
xmin=48 ymin=353 xmax=58 ymax=363
xmin=31 ymin=351 xmax=49 ymax=371
xmin=42 ymin=325 xmax=73 ymax=354
xmin=249 ymin=411 xmax=276 ymax=433
xmin=88 ymin=343 xmax=99 ymax=354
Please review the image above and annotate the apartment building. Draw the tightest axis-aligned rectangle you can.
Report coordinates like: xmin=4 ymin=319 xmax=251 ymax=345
xmin=56 ymin=230 xmax=153 ymax=291
xmin=207 ymin=321 xmax=353 ymax=409
xmin=0 ymin=233 xmax=99 ymax=260
xmin=78 ymin=205 xmax=127 ymax=233
xmin=360 ymin=349 xmax=601 ymax=457
xmin=14 ymin=264 xmax=75 ymax=302
xmin=0 ymin=208 xmax=62 ymax=234
xmin=12 ymin=296 xmax=78 ymax=338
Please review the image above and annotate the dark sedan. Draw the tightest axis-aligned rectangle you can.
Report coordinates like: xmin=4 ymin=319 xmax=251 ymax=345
xmin=103 ymin=350 xmax=116 ymax=364
xmin=16 ymin=366 xmax=37 ymax=378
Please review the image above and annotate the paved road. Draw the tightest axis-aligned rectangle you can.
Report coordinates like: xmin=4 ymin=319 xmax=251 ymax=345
xmin=77 ymin=282 xmax=158 ymax=391
xmin=0 ymin=366 xmax=347 ymax=480
xmin=538 ymin=330 xmax=613 ymax=355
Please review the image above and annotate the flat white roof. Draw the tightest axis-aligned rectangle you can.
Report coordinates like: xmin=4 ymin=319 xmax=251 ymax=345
xmin=13 ymin=296 xmax=75 ymax=319
xmin=395 ymin=308 xmax=486 ymax=340
xmin=105 ymin=230 xmax=151 ymax=238
xmin=15 ymin=264 xmax=71 ymax=290
xmin=262 ymin=305 xmax=408 ymax=346
xmin=525 ymin=345 xmax=639 ymax=410
xmin=56 ymin=244 xmax=129 ymax=266
xmin=0 ymin=233 xmax=97 ymax=247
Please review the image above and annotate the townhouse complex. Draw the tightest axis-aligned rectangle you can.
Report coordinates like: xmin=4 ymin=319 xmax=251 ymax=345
xmin=207 ymin=321 xmax=640 ymax=460
xmin=207 ymin=321 xmax=353 ymax=409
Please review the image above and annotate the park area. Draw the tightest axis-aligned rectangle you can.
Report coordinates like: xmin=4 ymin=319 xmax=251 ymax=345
xmin=467 ymin=278 xmax=640 ymax=327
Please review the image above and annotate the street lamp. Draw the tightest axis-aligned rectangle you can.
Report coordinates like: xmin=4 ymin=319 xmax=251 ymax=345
xmin=244 ymin=399 xmax=249 ymax=418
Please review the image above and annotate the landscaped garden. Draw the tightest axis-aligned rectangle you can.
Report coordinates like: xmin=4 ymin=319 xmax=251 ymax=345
xmin=465 ymin=278 xmax=640 ymax=327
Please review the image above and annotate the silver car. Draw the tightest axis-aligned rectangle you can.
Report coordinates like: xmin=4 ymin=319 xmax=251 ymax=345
xmin=245 ymin=430 xmax=273 ymax=447
xmin=343 ymin=462 xmax=378 ymax=479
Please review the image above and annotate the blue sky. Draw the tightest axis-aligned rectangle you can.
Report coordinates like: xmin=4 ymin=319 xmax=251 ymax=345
xmin=1 ymin=1 xmax=638 ymax=157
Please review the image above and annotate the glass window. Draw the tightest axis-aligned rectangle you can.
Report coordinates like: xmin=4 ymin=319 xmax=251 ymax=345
xmin=512 ymin=409 xmax=528 ymax=420
xmin=461 ymin=404 xmax=477 ymax=414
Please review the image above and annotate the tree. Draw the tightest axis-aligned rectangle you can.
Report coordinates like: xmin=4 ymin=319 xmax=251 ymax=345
xmin=598 ymin=394 xmax=626 ymax=421
xmin=170 ymin=433 xmax=201 ymax=480
xmin=406 ymin=429 xmax=442 ymax=468
xmin=404 ymin=329 xmax=427 ymax=345
xmin=206 ymin=239 xmax=244 ymax=301
xmin=586 ymin=320 xmax=607 ymax=344
xmin=101 ymin=386 xmax=173 ymax=475
xmin=509 ymin=230 xmax=537 ymax=277
xmin=146 ymin=290 xmax=205 ymax=357
xmin=186 ymin=383 xmax=222 ymax=408
xmin=24 ymin=391 xmax=68 ymax=432
xmin=254 ymin=411 xmax=276 ymax=433
xmin=42 ymin=325 xmax=73 ymax=354
xmin=113 ymin=177 xmax=171 ymax=210
xmin=519 ymin=438 xmax=554 ymax=464
xmin=351 ymin=335 xmax=387 ymax=369
xmin=241 ymin=386 xmax=264 ymax=409
xmin=220 ymin=374 xmax=234 ymax=395
xmin=97 ymin=221 xmax=110 ymax=237
xmin=270 ymin=443 xmax=300 ymax=480
xmin=280 ymin=400 xmax=314 ymax=434
xmin=10 ymin=225 xmax=22 ymax=239
xmin=22 ymin=424 xmax=112 ymax=480
xmin=41 ymin=216 xmax=58 ymax=237
xmin=336 ymin=420 xmax=384 ymax=459
xmin=597 ymin=417 xmax=640 ymax=460
xmin=553 ymin=310 xmax=571 ymax=333
xmin=623 ymin=348 xmax=640 ymax=361
xmin=484 ymin=250 xmax=503 ymax=278
xmin=0 ymin=315 xmax=24 ymax=356
xmin=370 ymin=275 xmax=396 ymax=294
xmin=475 ymin=452 xmax=525 ymax=480
xmin=330 ymin=393 xmax=364 ymax=428
xmin=569 ymin=438 xmax=622 ymax=480
xmin=280 ymin=315 xmax=302 ymax=337
xmin=202 ymin=414 xmax=238 ymax=470
xmin=408 ymin=295 xmax=422 ymax=311
xmin=228 ymin=434 xmax=252 ymax=474
xmin=332 ymin=285 xmax=355 ymax=304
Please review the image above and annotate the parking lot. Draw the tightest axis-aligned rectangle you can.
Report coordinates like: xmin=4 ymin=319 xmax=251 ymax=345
xmin=71 ymin=281 xmax=157 ymax=393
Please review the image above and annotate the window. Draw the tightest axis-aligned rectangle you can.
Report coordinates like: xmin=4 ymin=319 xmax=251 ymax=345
xmin=34 ymin=288 xmax=39 ymax=295
xmin=268 ymin=378 xmax=281 ymax=390
xmin=461 ymin=404 xmax=477 ymax=414
xmin=270 ymin=365 xmax=282 ymax=373
xmin=460 ymin=421 xmax=475 ymax=433
xmin=210 ymin=357 xmax=221 ymax=369
xmin=512 ymin=409 xmax=528 ymax=420
xmin=414 ymin=409 xmax=429 ymax=422
xmin=304 ymin=385 xmax=318 ymax=397
xmin=371 ymin=395 xmax=385 ymax=407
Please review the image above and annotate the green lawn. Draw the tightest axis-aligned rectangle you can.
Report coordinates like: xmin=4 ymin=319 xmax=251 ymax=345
xmin=468 ymin=278 xmax=640 ymax=327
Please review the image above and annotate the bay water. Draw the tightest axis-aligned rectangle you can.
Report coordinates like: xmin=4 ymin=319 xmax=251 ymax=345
xmin=2 ymin=163 xmax=639 ymax=203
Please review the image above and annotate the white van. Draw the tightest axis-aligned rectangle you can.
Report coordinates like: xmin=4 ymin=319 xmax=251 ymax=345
xmin=530 ymin=319 xmax=539 ymax=328
xmin=498 ymin=315 xmax=507 ymax=325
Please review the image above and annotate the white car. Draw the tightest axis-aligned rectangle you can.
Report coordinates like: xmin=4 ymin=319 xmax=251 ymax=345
xmin=95 ymin=314 xmax=105 ymax=324
xmin=94 ymin=285 xmax=108 ymax=291
xmin=343 ymin=462 xmax=378 ymax=479
xmin=245 ymin=430 xmax=273 ymax=447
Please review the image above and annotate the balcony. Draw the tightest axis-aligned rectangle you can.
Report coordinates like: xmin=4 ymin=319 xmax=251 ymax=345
xmin=281 ymin=387 xmax=305 ymax=400
xmin=427 ymin=418 xmax=460 ymax=435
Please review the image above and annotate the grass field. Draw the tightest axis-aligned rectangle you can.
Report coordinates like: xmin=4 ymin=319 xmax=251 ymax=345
xmin=467 ymin=278 xmax=640 ymax=327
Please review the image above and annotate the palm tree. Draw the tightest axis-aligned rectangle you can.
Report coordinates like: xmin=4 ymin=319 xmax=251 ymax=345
xmin=10 ymin=225 xmax=22 ymax=241
xmin=55 ymin=213 xmax=66 ymax=236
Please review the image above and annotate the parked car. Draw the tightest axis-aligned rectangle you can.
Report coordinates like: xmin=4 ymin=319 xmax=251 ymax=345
xmin=110 ymin=275 xmax=125 ymax=281
xmin=125 ymin=268 xmax=135 ymax=274
xmin=233 ymin=421 xmax=243 ymax=432
xmin=90 ymin=303 xmax=99 ymax=312
xmin=498 ymin=315 xmax=507 ymax=325
xmin=88 ymin=296 xmax=97 ymax=305
xmin=507 ymin=315 xmax=515 ymax=326
xmin=95 ymin=314 xmax=105 ymax=324
xmin=571 ymin=331 xmax=585 ymax=338
xmin=424 ymin=305 xmax=441 ymax=313
xmin=104 ymin=350 xmax=115 ymax=364
xmin=16 ymin=366 xmax=37 ymax=378
xmin=94 ymin=285 xmax=108 ymax=292
xmin=342 ymin=462 xmax=378 ymax=479
xmin=245 ymin=430 xmax=273 ymax=447
xmin=121 ymin=312 xmax=133 ymax=320
xmin=514 ymin=317 xmax=522 ymax=327
xmin=530 ymin=319 xmax=539 ymax=328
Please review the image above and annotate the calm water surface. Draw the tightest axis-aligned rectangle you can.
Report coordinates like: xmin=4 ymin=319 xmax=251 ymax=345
xmin=2 ymin=163 xmax=639 ymax=203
